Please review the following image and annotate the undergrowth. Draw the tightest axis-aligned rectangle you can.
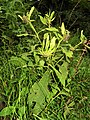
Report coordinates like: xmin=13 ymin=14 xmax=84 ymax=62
xmin=0 ymin=1 xmax=90 ymax=120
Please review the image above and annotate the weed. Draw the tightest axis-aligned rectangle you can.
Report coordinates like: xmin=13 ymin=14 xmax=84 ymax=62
xmin=0 ymin=2 xmax=90 ymax=120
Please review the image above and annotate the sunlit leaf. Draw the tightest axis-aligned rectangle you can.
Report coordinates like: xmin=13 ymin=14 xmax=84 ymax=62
xmin=45 ymin=34 xmax=50 ymax=51
xmin=51 ymin=17 xmax=55 ymax=22
xmin=60 ymin=91 xmax=70 ymax=96
xmin=50 ymin=36 xmax=56 ymax=50
xmin=50 ymin=11 xmax=55 ymax=20
xmin=28 ymin=60 xmax=33 ymax=66
xmin=39 ymin=60 xmax=45 ymax=66
xmin=39 ymin=15 xmax=47 ymax=25
xmin=61 ymin=47 xmax=73 ymax=58
xmin=27 ymin=6 xmax=35 ymax=19
xmin=80 ymin=30 xmax=87 ymax=43
xmin=17 ymin=33 xmax=29 ymax=37
xmin=18 ymin=15 xmax=23 ymax=21
xmin=46 ymin=27 xmax=59 ymax=32
xmin=61 ymin=22 xmax=66 ymax=35
xmin=68 ymin=101 xmax=75 ymax=107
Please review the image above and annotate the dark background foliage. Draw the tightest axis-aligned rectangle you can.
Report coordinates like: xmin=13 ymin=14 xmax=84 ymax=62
xmin=0 ymin=0 xmax=90 ymax=47
xmin=33 ymin=0 xmax=90 ymax=38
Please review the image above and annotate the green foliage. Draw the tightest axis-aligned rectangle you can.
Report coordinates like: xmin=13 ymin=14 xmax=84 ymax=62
xmin=49 ymin=62 xmax=68 ymax=87
xmin=0 ymin=106 xmax=15 ymax=116
xmin=28 ymin=70 xmax=57 ymax=115
xmin=0 ymin=2 xmax=90 ymax=120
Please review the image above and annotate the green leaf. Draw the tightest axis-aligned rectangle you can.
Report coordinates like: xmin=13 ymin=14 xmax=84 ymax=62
xmin=18 ymin=15 xmax=23 ymax=21
xmin=27 ymin=6 xmax=35 ymax=19
xmin=0 ymin=106 xmax=15 ymax=116
xmin=28 ymin=71 xmax=57 ymax=114
xmin=34 ymin=52 xmax=40 ymax=64
xmin=21 ymin=53 xmax=30 ymax=61
xmin=39 ymin=60 xmax=45 ymax=66
xmin=68 ymin=101 xmax=75 ymax=107
xmin=44 ymin=33 xmax=49 ymax=40
xmin=45 ymin=34 xmax=50 ymax=51
xmin=50 ymin=11 xmax=55 ymax=20
xmin=17 ymin=33 xmax=29 ymax=37
xmin=60 ymin=91 xmax=70 ymax=96
xmin=61 ymin=47 xmax=73 ymax=58
xmin=33 ymin=114 xmax=47 ymax=120
xmin=50 ymin=36 xmax=56 ymax=50
xmin=43 ymin=33 xmax=49 ymax=50
xmin=59 ymin=62 xmax=68 ymax=74
xmin=28 ymin=60 xmax=33 ymax=66
xmin=20 ymin=87 xmax=28 ymax=97
xmin=61 ymin=22 xmax=66 ymax=35
xmin=49 ymin=64 xmax=65 ymax=87
xmin=46 ymin=27 xmax=59 ymax=32
xmin=80 ymin=30 xmax=87 ymax=43
xmin=18 ymin=106 xmax=26 ymax=116
xmin=39 ymin=15 xmax=47 ymax=25
xmin=28 ymin=71 xmax=49 ymax=114
xmin=59 ymin=62 xmax=68 ymax=84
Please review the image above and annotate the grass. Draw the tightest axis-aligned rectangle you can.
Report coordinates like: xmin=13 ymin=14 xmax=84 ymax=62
xmin=0 ymin=46 xmax=90 ymax=120
xmin=68 ymin=52 xmax=90 ymax=120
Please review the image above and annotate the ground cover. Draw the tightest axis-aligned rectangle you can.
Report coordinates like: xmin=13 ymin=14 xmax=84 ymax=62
xmin=0 ymin=0 xmax=90 ymax=120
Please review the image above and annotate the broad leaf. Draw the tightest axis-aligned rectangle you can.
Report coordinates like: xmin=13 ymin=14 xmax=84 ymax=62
xmin=28 ymin=71 xmax=56 ymax=115
xmin=61 ymin=47 xmax=73 ymax=58
xmin=0 ymin=106 xmax=15 ymax=116
xmin=18 ymin=106 xmax=26 ymax=116
xmin=59 ymin=62 xmax=68 ymax=78
xmin=49 ymin=64 xmax=66 ymax=87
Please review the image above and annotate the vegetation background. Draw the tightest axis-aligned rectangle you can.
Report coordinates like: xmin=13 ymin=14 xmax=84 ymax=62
xmin=0 ymin=0 xmax=90 ymax=120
